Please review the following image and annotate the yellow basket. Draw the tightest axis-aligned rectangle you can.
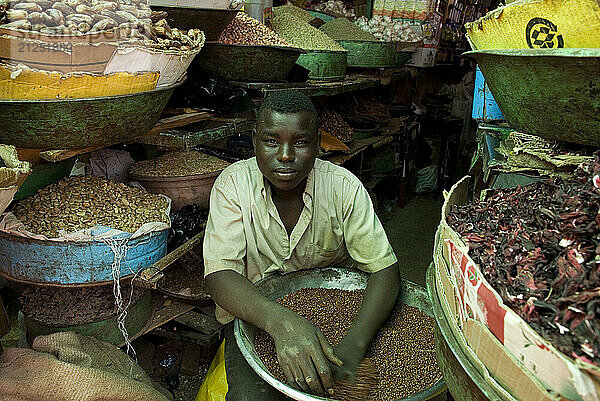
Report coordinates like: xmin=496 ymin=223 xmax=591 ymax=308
xmin=465 ymin=0 xmax=600 ymax=50
xmin=0 ymin=64 xmax=159 ymax=100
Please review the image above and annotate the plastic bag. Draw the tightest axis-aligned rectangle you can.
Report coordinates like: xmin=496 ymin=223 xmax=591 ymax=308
xmin=196 ymin=340 xmax=228 ymax=401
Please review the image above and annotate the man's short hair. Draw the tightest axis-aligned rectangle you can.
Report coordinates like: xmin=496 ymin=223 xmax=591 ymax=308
xmin=257 ymin=90 xmax=318 ymax=131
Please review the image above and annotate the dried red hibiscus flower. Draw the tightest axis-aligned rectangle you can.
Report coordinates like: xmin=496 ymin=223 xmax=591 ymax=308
xmin=448 ymin=154 xmax=600 ymax=365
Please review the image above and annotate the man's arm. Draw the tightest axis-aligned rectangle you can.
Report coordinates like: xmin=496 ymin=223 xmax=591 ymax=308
xmin=206 ymin=270 xmax=343 ymax=396
xmin=333 ymin=263 xmax=400 ymax=381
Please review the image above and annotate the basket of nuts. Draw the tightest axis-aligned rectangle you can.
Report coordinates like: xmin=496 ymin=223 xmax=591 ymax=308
xmin=0 ymin=175 xmax=171 ymax=285
xmin=129 ymin=150 xmax=231 ymax=211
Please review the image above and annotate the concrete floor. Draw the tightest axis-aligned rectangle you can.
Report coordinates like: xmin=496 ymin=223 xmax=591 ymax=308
xmin=383 ymin=196 xmax=444 ymax=288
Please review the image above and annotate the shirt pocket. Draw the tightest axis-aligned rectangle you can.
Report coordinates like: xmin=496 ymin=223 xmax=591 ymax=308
xmin=310 ymin=240 xmax=346 ymax=267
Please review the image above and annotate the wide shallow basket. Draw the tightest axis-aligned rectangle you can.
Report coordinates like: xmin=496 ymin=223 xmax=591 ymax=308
xmin=0 ymin=79 xmax=183 ymax=149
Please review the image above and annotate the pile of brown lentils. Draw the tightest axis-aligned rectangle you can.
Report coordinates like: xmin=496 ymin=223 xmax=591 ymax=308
xmin=12 ymin=175 xmax=169 ymax=238
xmin=129 ymin=151 xmax=230 ymax=178
xmin=254 ymin=288 xmax=442 ymax=400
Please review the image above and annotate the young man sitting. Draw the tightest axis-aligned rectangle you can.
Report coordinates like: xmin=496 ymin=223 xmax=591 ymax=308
xmin=203 ymin=90 xmax=400 ymax=400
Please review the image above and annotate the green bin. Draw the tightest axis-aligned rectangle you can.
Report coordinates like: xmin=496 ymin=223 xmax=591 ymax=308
xmin=296 ymin=50 xmax=347 ymax=80
xmin=337 ymin=40 xmax=397 ymax=68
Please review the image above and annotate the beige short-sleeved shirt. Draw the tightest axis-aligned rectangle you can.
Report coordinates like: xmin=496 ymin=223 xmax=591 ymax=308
xmin=203 ymin=157 xmax=398 ymax=323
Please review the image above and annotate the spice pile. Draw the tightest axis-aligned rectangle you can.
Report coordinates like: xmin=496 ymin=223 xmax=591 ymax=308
xmin=339 ymin=96 xmax=390 ymax=127
xmin=448 ymin=155 xmax=600 ymax=364
xmin=20 ymin=284 xmax=144 ymax=325
xmin=129 ymin=151 xmax=230 ymax=178
xmin=272 ymin=12 xmax=346 ymax=52
xmin=12 ymin=175 xmax=169 ymax=237
xmin=319 ymin=109 xmax=353 ymax=142
xmin=0 ymin=0 xmax=204 ymax=51
xmin=313 ymin=0 xmax=355 ymax=18
xmin=254 ymin=288 xmax=441 ymax=400
xmin=319 ymin=17 xmax=378 ymax=42
xmin=219 ymin=12 xmax=291 ymax=47
xmin=355 ymin=15 xmax=422 ymax=43
xmin=272 ymin=4 xmax=314 ymax=22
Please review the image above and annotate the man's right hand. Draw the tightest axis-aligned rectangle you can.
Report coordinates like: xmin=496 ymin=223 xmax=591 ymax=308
xmin=267 ymin=309 xmax=343 ymax=396
xmin=205 ymin=271 xmax=343 ymax=395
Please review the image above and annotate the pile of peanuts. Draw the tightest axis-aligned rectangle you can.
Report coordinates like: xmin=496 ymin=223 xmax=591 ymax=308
xmin=0 ymin=0 xmax=204 ymax=51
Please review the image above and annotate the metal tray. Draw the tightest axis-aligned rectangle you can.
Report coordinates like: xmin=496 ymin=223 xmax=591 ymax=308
xmin=234 ymin=267 xmax=446 ymax=401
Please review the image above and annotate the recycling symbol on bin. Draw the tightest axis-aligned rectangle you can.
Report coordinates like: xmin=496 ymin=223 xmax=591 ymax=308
xmin=526 ymin=18 xmax=565 ymax=48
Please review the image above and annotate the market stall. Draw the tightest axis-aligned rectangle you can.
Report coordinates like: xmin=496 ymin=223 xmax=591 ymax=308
xmin=1 ymin=0 xmax=590 ymax=400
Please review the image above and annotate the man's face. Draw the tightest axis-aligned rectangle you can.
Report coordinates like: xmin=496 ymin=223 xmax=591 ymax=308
xmin=253 ymin=109 xmax=319 ymax=192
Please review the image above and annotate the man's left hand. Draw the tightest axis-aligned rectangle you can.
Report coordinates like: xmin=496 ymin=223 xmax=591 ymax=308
xmin=332 ymin=339 xmax=367 ymax=383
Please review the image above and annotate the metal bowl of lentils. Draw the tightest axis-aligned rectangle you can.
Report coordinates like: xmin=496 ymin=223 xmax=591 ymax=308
xmin=234 ymin=267 xmax=446 ymax=401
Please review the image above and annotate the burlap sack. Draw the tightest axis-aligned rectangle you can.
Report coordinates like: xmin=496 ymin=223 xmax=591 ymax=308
xmin=0 ymin=331 xmax=171 ymax=401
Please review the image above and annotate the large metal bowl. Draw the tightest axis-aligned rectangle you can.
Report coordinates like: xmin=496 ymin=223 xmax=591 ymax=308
xmin=296 ymin=50 xmax=348 ymax=81
xmin=0 ymin=79 xmax=183 ymax=149
xmin=234 ymin=267 xmax=447 ymax=401
xmin=194 ymin=42 xmax=305 ymax=82
xmin=464 ymin=48 xmax=600 ymax=146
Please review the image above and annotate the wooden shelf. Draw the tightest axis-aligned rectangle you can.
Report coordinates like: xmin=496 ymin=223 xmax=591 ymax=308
xmin=135 ymin=117 xmax=255 ymax=149
xmin=325 ymin=135 xmax=394 ymax=165
xmin=230 ymin=74 xmax=381 ymax=97
xmin=137 ymin=230 xmax=205 ymax=288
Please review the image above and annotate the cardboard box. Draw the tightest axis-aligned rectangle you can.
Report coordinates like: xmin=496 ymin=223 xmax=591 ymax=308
xmin=433 ymin=255 xmax=564 ymax=401
xmin=0 ymin=27 xmax=121 ymax=74
xmin=434 ymin=176 xmax=600 ymax=401
xmin=104 ymin=42 xmax=202 ymax=87
xmin=465 ymin=0 xmax=600 ymax=50
xmin=407 ymin=47 xmax=437 ymax=67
